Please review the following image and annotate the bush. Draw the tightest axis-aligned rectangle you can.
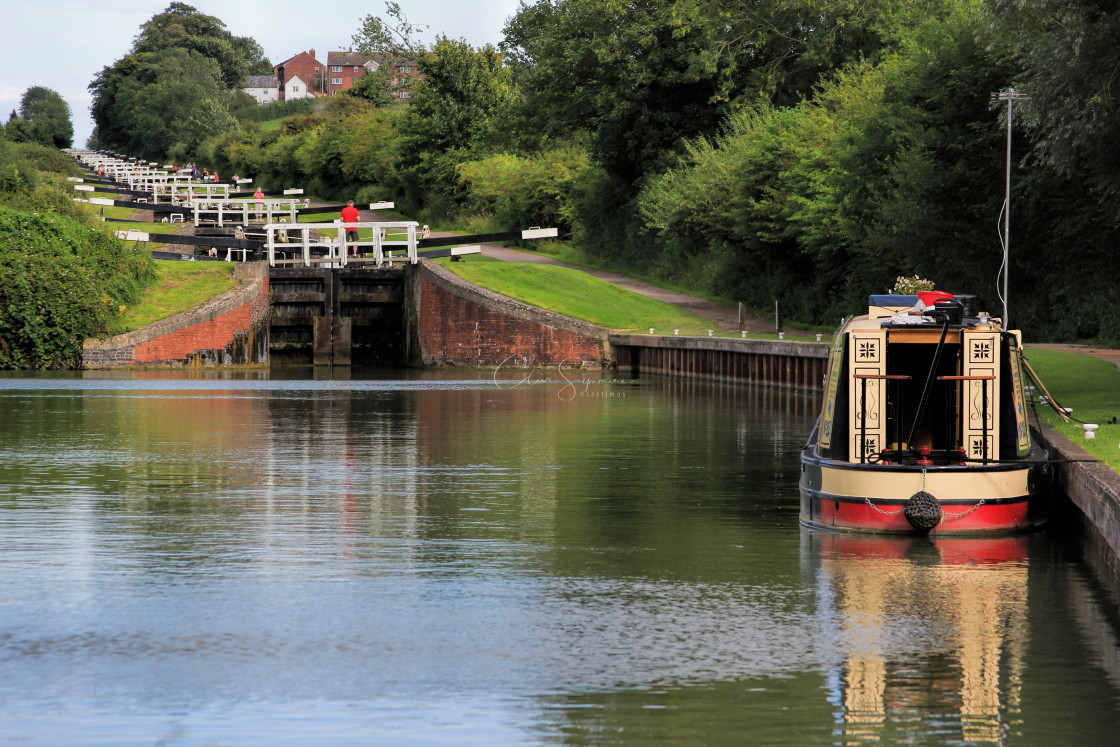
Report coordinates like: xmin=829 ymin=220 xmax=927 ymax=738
xmin=456 ymin=146 xmax=588 ymax=234
xmin=0 ymin=207 xmax=155 ymax=369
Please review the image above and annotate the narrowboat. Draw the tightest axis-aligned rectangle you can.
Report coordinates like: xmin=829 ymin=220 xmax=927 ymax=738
xmin=799 ymin=292 xmax=1052 ymax=534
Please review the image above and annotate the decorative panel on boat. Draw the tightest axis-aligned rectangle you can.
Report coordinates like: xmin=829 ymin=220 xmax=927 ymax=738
xmin=848 ymin=329 xmax=887 ymax=463
xmin=962 ymin=330 xmax=1000 ymax=461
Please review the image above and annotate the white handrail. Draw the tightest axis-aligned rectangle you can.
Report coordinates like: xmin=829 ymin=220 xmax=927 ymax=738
xmin=266 ymin=220 xmax=419 ymax=267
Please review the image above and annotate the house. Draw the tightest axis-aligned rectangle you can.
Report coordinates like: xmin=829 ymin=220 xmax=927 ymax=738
xmin=244 ymin=75 xmax=280 ymax=104
xmin=275 ymin=50 xmax=324 ymax=100
xmin=284 ymin=74 xmax=312 ymax=100
xmin=326 ymin=50 xmax=374 ymax=96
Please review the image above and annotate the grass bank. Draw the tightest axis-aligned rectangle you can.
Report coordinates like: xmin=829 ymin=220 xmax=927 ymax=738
xmin=442 ymin=261 xmax=716 ymax=334
xmin=1024 ymin=346 xmax=1120 ymax=472
xmin=106 ymin=260 xmax=238 ymax=335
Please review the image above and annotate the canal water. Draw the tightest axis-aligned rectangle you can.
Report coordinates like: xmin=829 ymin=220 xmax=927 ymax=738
xmin=1 ymin=369 xmax=1118 ymax=745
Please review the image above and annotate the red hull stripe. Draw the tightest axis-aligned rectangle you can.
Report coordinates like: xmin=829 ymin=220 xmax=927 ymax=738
xmin=808 ymin=498 xmax=1034 ymax=533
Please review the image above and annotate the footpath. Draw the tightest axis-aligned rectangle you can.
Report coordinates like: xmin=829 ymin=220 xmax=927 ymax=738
xmin=1036 ymin=343 xmax=1120 ymax=373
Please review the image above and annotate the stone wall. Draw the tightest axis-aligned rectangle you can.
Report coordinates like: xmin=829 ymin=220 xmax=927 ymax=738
xmin=1041 ymin=422 xmax=1120 ymax=559
xmin=413 ymin=262 xmax=610 ymax=367
xmin=83 ymin=262 xmax=269 ymax=368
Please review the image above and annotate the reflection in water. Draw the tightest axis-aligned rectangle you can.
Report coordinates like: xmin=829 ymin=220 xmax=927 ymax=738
xmin=809 ymin=532 xmax=1029 ymax=745
xmin=0 ymin=372 xmax=1119 ymax=744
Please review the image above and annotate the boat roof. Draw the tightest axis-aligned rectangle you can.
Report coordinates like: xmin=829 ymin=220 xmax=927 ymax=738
xmin=835 ymin=294 xmax=1011 ymax=335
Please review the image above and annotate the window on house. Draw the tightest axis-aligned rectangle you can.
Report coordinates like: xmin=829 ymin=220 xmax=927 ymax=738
xmin=399 ymin=66 xmax=410 ymax=73
xmin=331 ymin=78 xmax=342 ymax=85
xmin=353 ymin=66 xmax=360 ymax=72
xmin=292 ymin=86 xmax=300 ymax=92
xmin=400 ymin=91 xmax=411 ymax=99
xmin=331 ymin=65 xmax=342 ymax=72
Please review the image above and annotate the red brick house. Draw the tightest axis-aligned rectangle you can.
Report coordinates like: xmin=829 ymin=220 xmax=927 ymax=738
xmin=326 ymin=50 xmax=374 ymax=96
xmin=275 ymin=50 xmax=325 ymax=100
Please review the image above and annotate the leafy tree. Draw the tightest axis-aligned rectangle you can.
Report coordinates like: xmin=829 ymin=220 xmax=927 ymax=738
xmin=109 ymin=48 xmax=229 ymax=160
xmin=502 ymin=0 xmax=736 ymax=181
xmin=990 ymin=0 xmax=1120 ymax=204
xmin=502 ymin=0 xmax=976 ymax=184
xmin=348 ymin=67 xmax=398 ymax=107
xmin=89 ymin=4 xmax=265 ymax=155
xmin=352 ymin=1 xmax=427 ymax=59
xmin=132 ymin=2 xmax=266 ymax=88
xmin=395 ymin=37 xmax=518 ymax=210
xmin=12 ymin=87 xmax=73 ymax=148
xmin=351 ymin=2 xmax=427 ymax=105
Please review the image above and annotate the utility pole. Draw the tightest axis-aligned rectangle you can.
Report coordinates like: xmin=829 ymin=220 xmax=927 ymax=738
xmin=992 ymin=87 xmax=1028 ymax=329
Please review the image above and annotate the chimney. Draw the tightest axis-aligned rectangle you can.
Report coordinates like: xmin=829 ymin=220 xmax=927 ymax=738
xmin=309 ymin=48 xmax=315 ymax=60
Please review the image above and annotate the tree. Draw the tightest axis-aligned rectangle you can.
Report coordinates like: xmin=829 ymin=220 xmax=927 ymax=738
xmin=9 ymin=88 xmax=73 ymax=148
xmin=351 ymin=2 xmax=427 ymax=105
xmin=352 ymin=2 xmax=427 ymax=60
xmin=990 ymin=0 xmax=1120 ymax=202
xmin=89 ymin=4 xmax=265 ymax=156
xmin=502 ymin=0 xmax=736 ymax=182
xmin=501 ymin=0 xmax=975 ymax=183
xmin=106 ymin=48 xmax=228 ymax=159
xmin=132 ymin=2 xmax=266 ymax=88
xmin=395 ymin=37 xmax=518 ymax=209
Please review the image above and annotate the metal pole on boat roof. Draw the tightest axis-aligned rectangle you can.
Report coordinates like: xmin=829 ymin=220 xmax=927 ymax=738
xmin=993 ymin=87 xmax=1028 ymax=329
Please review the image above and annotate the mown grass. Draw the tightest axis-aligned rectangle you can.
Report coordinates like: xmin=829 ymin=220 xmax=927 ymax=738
xmin=106 ymin=260 xmax=239 ymax=335
xmin=443 ymin=261 xmax=732 ymax=335
xmin=469 ymin=236 xmax=833 ymax=335
xmin=1023 ymin=346 xmax=1120 ymax=472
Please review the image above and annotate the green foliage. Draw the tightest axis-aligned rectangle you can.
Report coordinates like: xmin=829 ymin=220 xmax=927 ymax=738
xmin=992 ymin=0 xmax=1120 ymax=201
xmin=394 ymin=37 xmax=518 ymax=210
xmin=347 ymin=67 xmax=398 ymax=107
xmin=230 ymin=98 xmax=317 ymax=123
xmin=89 ymin=3 xmax=265 ymax=158
xmin=132 ymin=2 xmax=266 ymax=89
xmin=0 ymin=144 xmax=156 ymax=368
xmin=352 ymin=2 xmax=427 ymax=59
xmin=0 ymin=208 xmax=155 ymax=369
xmin=79 ymin=0 xmax=1120 ymax=344
xmin=11 ymin=87 xmax=73 ymax=148
xmin=502 ymin=0 xmax=737 ymax=182
xmin=203 ymin=98 xmax=405 ymax=201
xmin=348 ymin=3 xmax=427 ymax=106
xmin=0 ymin=140 xmax=40 ymax=195
xmin=457 ymin=147 xmax=588 ymax=234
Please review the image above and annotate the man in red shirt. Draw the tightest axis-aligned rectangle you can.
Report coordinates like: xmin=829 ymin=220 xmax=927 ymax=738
xmin=340 ymin=200 xmax=361 ymax=255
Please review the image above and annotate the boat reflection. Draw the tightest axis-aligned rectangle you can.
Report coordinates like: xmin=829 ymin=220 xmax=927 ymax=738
xmin=804 ymin=531 xmax=1030 ymax=745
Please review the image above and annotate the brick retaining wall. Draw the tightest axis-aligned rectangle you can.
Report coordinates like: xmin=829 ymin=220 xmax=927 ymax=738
xmin=83 ymin=262 xmax=269 ymax=368
xmin=413 ymin=262 xmax=610 ymax=367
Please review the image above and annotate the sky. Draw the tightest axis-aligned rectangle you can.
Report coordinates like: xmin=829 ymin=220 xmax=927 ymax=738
xmin=0 ymin=0 xmax=525 ymax=147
